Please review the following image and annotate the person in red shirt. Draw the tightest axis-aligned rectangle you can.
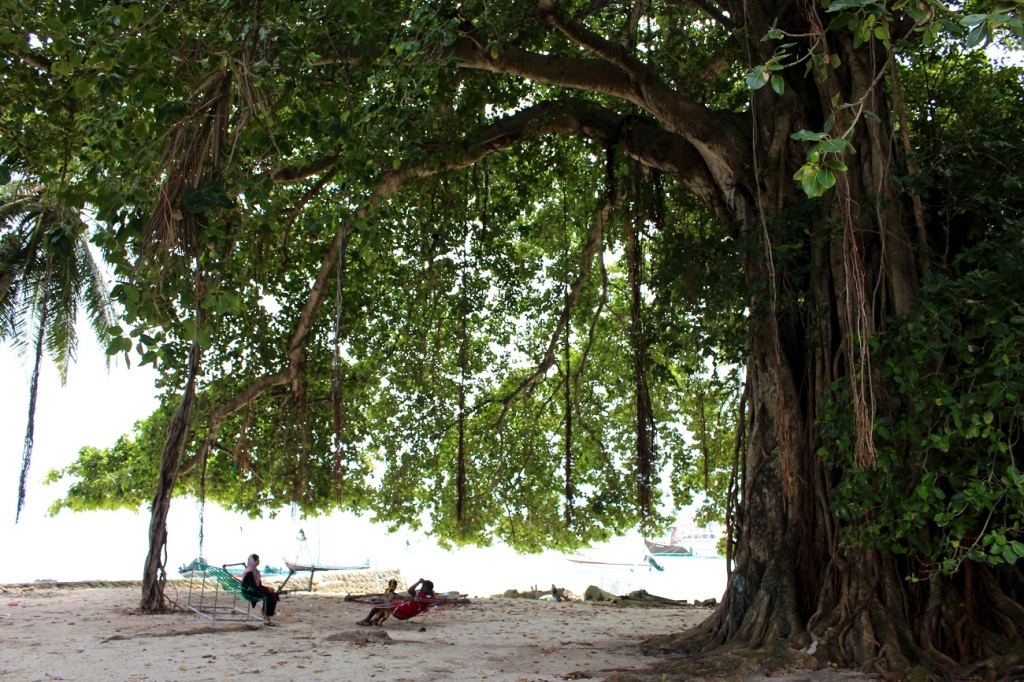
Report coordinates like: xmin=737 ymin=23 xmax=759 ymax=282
xmin=356 ymin=578 xmax=434 ymax=626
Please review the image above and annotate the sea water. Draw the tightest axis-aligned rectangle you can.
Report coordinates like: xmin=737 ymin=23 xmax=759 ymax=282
xmin=0 ymin=501 xmax=727 ymax=603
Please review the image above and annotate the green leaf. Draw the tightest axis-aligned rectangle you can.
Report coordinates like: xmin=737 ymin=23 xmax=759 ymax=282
xmin=106 ymin=336 xmax=132 ymax=355
xmin=183 ymin=179 xmax=234 ymax=214
xmin=815 ymin=168 xmax=837 ymax=190
xmin=51 ymin=60 xmax=73 ymax=77
xmin=819 ymin=137 xmax=850 ymax=154
xmin=745 ymin=68 xmax=768 ymax=90
xmin=960 ymin=13 xmax=988 ymax=27
xmin=791 ymin=129 xmax=827 ymax=142
xmin=771 ymin=75 xmax=785 ymax=95
xmin=904 ymin=4 xmax=927 ymax=20
xmin=965 ymin=24 xmax=987 ymax=49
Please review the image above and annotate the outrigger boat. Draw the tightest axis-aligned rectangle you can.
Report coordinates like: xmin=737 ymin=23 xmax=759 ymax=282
xmin=178 ymin=557 xmax=285 ymax=576
xmin=566 ymin=553 xmax=665 ymax=571
xmin=278 ymin=559 xmax=371 ymax=592
xmin=643 ymin=538 xmax=694 ymax=556
xmin=644 ymin=524 xmax=722 ymax=556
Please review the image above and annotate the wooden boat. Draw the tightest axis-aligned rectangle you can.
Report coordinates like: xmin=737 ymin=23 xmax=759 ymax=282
xmin=283 ymin=559 xmax=370 ymax=573
xmin=566 ymin=557 xmax=649 ymax=567
xmin=644 ymin=524 xmax=722 ymax=556
xmin=643 ymin=538 xmax=693 ymax=556
xmin=279 ymin=558 xmax=371 ymax=592
xmin=567 ymin=554 xmax=665 ymax=571
xmin=178 ymin=558 xmax=285 ymax=577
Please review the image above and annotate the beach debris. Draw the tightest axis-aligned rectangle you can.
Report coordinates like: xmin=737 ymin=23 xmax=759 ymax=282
xmin=582 ymin=586 xmax=706 ymax=606
xmin=583 ymin=586 xmax=617 ymax=602
xmin=497 ymin=586 xmax=575 ymax=601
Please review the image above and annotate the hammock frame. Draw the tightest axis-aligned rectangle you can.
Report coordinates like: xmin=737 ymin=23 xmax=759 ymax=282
xmin=184 ymin=561 xmax=267 ymax=624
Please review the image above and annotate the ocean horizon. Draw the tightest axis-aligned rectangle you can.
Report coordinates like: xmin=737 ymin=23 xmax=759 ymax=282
xmin=1 ymin=500 xmax=728 ymax=603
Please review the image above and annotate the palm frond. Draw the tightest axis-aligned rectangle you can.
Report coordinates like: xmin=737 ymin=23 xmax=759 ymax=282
xmin=77 ymin=237 xmax=115 ymax=363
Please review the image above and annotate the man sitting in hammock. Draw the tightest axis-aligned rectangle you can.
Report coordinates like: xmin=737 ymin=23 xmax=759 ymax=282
xmin=356 ymin=578 xmax=434 ymax=626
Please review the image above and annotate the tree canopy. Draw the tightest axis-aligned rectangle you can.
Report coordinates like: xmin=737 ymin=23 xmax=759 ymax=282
xmin=3 ymin=0 xmax=1023 ymax=677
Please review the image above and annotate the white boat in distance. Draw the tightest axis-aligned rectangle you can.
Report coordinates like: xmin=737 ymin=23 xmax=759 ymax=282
xmin=644 ymin=525 xmax=723 ymax=557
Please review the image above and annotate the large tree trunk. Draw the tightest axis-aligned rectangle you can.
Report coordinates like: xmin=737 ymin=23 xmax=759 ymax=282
xmin=646 ymin=2 xmax=1024 ymax=679
xmin=140 ymin=340 xmax=201 ymax=611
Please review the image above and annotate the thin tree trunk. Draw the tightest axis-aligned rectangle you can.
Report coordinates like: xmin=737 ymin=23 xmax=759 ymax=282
xmin=16 ymin=296 xmax=48 ymax=523
xmin=563 ymin=295 xmax=574 ymax=526
xmin=140 ymin=339 xmax=201 ymax=611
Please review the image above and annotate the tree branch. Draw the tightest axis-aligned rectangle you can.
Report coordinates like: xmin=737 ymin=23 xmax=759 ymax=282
xmin=493 ymin=196 xmax=613 ymax=427
xmin=192 ymin=100 xmax=725 ymax=457
xmin=448 ymin=14 xmax=752 ymax=199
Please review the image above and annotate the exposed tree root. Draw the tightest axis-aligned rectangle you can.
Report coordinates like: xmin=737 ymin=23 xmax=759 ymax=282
xmin=101 ymin=623 xmax=260 ymax=642
xmin=633 ymin=550 xmax=1024 ymax=682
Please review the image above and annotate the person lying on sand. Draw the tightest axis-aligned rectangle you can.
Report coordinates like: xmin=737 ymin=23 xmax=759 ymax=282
xmin=357 ymin=578 xmax=399 ymax=626
xmin=356 ymin=578 xmax=434 ymax=626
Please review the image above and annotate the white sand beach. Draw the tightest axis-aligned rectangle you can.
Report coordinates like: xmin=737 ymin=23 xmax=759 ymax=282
xmin=0 ymin=581 xmax=885 ymax=682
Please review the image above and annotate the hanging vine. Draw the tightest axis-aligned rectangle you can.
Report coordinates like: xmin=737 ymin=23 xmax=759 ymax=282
xmin=331 ymin=219 xmax=351 ymax=497
xmin=627 ymin=167 xmax=656 ymax=523
xmin=561 ymin=187 xmax=575 ymax=528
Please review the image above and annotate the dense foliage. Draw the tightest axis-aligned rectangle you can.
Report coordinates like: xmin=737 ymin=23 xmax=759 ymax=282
xmin=821 ymin=52 xmax=1024 ymax=574
xmin=3 ymin=0 xmax=746 ymax=545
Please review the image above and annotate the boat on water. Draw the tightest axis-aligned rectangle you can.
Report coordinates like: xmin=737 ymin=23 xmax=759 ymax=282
xmin=643 ymin=538 xmax=693 ymax=556
xmin=644 ymin=525 xmax=723 ymax=557
xmin=566 ymin=557 xmax=650 ymax=567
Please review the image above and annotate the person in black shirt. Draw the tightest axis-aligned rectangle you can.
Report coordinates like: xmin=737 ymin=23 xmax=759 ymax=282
xmin=241 ymin=553 xmax=281 ymax=626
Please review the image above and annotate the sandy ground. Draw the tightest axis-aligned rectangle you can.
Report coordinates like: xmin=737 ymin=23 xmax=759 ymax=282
xmin=0 ymin=584 xmax=882 ymax=682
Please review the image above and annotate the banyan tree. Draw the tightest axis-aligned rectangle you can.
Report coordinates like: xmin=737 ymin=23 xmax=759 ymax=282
xmin=4 ymin=0 xmax=1023 ymax=678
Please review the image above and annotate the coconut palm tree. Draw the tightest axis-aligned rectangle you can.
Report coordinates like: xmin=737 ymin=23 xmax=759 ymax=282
xmin=0 ymin=181 xmax=115 ymax=522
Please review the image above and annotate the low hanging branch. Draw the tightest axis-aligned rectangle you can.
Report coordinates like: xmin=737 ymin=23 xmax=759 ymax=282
xmin=331 ymin=220 xmax=350 ymax=495
xmin=625 ymin=186 xmax=656 ymax=522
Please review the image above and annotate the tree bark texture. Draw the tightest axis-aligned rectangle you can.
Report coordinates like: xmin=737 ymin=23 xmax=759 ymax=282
xmin=140 ymin=340 xmax=201 ymax=611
